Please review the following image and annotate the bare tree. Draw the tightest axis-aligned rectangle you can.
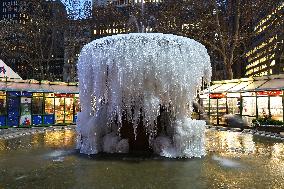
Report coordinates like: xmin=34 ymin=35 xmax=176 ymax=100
xmin=152 ymin=0 xmax=278 ymax=79
xmin=180 ymin=0 xmax=278 ymax=79
xmin=0 ymin=0 xmax=67 ymax=80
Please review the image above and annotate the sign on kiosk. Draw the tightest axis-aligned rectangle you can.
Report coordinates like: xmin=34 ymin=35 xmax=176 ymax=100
xmin=209 ymin=93 xmax=226 ymax=98
xmin=256 ymin=91 xmax=283 ymax=96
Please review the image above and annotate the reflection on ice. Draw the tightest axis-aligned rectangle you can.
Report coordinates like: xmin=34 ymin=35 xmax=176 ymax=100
xmin=0 ymin=129 xmax=284 ymax=188
xmin=52 ymin=157 xmax=65 ymax=162
xmin=46 ymin=150 xmax=67 ymax=158
xmin=15 ymin=175 xmax=28 ymax=180
xmin=212 ymin=155 xmax=242 ymax=168
xmin=45 ymin=150 xmax=74 ymax=162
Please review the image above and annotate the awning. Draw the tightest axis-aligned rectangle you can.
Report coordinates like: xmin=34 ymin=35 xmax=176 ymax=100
xmin=0 ymin=81 xmax=78 ymax=93
xmin=36 ymin=84 xmax=54 ymax=92
xmin=201 ymin=74 xmax=284 ymax=95
xmin=51 ymin=85 xmax=78 ymax=93
xmin=5 ymin=82 xmax=29 ymax=91
xmin=255 ymin=79 xmax=284 ymax=91
xmin=239 ymin=80 xmax=268 ymax=92
xmin=227 ymin=81 xmax=252 ymax=93
xmin=202 ymin=83 xmax=222 ymax=94
xmin=210 ymin=82 xmax=239 ymax=93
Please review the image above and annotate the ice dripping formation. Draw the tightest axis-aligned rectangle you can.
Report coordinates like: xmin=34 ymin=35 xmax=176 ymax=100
xmin=76 ymin=33 xmax=211 ymax=158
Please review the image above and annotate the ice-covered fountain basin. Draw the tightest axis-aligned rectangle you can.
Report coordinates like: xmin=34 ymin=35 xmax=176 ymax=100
xmin=77 ymin=33 xmax=211 ymax=116
xmin=76 ymin=33 xmax=211 ymax=157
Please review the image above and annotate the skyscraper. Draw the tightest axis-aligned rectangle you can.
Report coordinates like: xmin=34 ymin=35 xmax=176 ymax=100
xmin=245 ymin=2 xmax=284 ymax=77
xmin=0 ymin=0 xmax=67 ymax=81
xmin=0 ymin=0 xmax=19 ymax=22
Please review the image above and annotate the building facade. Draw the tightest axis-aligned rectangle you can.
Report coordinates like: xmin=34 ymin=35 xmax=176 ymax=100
xmin=63 ymin=20 xmax=92 ymax=82
xmin=36 ymin=0 xmax=67 ymax=82
xmin=0 ymin=0 xmax=19 ymax=22
xmin=0 ymin=0 xmax=67 ymax=81
xmin=245 ymin=2 xmax=284 ymax=77
xmin=0 ymin=0 xmax=27 ymax=80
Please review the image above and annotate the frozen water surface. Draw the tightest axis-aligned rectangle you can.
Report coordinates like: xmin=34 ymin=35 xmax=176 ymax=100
xmin=76 ymin=33 xmax=212 ymax=157
xmin=0 ymin=129 xmax=284 ymax=189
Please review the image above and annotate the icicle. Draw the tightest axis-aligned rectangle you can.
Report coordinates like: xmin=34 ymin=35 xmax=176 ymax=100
xmin=76 ymin=33 xmax=212 ymax=158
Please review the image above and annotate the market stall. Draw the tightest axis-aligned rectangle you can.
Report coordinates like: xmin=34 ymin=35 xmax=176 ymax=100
xmin=201 ymin=74 xmax=284 ymax=125
xmin=0 ymin=78 xmax=79 ymax=127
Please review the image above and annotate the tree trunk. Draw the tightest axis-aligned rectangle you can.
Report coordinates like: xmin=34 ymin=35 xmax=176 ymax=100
xmin=225 ymin=59 xmax=234 ymax=79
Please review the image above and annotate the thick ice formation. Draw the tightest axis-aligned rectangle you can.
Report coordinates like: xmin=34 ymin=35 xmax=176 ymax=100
xmin=76 ymin=33 xmax=211 ymax=158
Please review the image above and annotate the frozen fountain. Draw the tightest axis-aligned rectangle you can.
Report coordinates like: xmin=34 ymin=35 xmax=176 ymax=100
xmin=76 ymin=33 xmax=211 ymax=158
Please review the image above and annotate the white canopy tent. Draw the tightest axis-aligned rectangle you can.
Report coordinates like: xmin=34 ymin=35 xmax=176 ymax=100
xmin=0 ymin=59 xmax=22 ymax=79
xmin=202 ymin=74 xmax=284 ymax=94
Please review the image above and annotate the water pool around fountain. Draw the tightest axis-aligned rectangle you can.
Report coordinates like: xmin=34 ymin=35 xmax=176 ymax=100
xmin=0 ymin=128 xmax=283 ymax=189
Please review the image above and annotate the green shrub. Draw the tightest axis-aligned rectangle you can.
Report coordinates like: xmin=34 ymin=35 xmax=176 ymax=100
xmin=252 ymin=118 xmax=284 ymax=126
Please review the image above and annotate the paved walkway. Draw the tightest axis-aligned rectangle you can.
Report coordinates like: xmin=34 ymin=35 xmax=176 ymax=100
xmin=1 ymin=125 xmax=283 ymax=141
xmin=0 ymin=125 xmax=76 ymax=140
xmin=208 ymin=125 xmax=284 ymax=140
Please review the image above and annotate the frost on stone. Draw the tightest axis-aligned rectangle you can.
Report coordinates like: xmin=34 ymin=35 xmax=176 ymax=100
xmin=76 ymin=33 xmax=211 ymax=158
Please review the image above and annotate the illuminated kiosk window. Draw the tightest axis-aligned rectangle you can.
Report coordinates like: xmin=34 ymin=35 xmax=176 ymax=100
xmin=227 ymin=93 xmax=241 ymax=115
xmin=44 ymin=93 xmax=55 ymax=125
xmin=209 ymin=98 xmax=218 ymax=125
xmin=209 ymin=93 xmax=227 ymax=125
xmin=45 ymin=93 xmax=55 ymax=115
xmin=257 ymin=91 xmax=283 ymax=121
xmin=257 ymin=96 xmax=269 ymax=118
xmin=0 ymin=91 xmax=6 ymax=126
xmin=55 ymin=94 xmax=75 ymax=124
xmin=74 ymin=94 xmax=80 ymax=122
xmin=20 ymin=95 xmax=32 ymax=127
xmin=218 ymin=98 xmax=227 ymax=125
xmin=65 ymin=97 xmax=74 ymax=124
xmin=199 ymin=94 xmax=209 ymax=116
xmin=55 ymin=95 xmax=65 ymax=124
xmin=32 ymin=96 xmax=43 ymax=115
xmin=242 ymin=92 xmax=256 ymax=116
xmin=32 ymin=94 xmax=43 ymax=125
xmin=270 ymin=95 xmax=283 ymax=121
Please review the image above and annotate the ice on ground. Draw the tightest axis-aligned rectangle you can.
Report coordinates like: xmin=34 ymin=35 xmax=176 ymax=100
xmin=212 ymin=155 xmax=243 ymax=168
